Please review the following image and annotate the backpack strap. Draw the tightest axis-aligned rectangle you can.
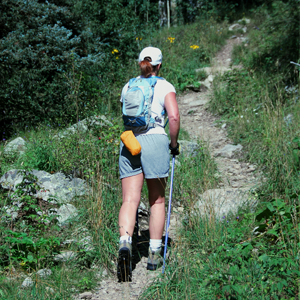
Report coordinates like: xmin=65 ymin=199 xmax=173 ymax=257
xmin=128 ymin=77 xmax=138 ymax=88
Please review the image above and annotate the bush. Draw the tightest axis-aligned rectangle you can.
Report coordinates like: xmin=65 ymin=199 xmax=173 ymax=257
xmin=242 ymin=0 xmax=299 ymax=75
xmin=0 ymin=0 xmax=159 ymax=140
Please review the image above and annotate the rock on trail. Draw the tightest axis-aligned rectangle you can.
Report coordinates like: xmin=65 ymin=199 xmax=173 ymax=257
xmin=177 ymin=38 xmax=260 ymax=218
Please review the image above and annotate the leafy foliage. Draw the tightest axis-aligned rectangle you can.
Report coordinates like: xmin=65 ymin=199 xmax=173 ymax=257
xmin=0 ymin=0 xmax=159 ymax=140
xmin=142 ymin=200 xmax=299 ymax=299
xmin=239 ymin=0 xmax=299 ymax=74
xmin=0 ymin=171 xmax=61 ymax=270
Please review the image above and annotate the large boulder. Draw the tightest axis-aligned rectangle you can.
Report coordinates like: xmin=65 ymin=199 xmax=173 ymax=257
xmin=56 ymin=203 xmax=78 ymax=225
xmin=195 ymin=187 xmax=257 ymax=218
xmin=0 ymin=169 xmax=88 ymax=203
xmin=186 ymin=74 xmax=216 ymax=92
xmin=55 ymin=115 xmax=112 ymax=138
xmin=214 ymin=144 xmax=243 ymax=158
xmin=229 ymin=23 xmax=242 ymax=31
xmin=4 ymin=137 xmax=26 ymax=155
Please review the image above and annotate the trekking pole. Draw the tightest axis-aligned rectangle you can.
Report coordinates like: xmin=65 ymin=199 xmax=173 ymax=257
xmin=162 ymin=154 xmax=175 ymax=274
xmin=136 ymin=209 xmax=139 ymax=243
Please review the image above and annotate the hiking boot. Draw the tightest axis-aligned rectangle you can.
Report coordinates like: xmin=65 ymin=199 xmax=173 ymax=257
xmin=147 ymin=247 xmax=163 ymax=271
xmin=117 ymin=241 xmax=132 ymax=282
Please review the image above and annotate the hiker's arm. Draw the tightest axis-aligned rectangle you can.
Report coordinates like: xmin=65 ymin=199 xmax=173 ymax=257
xmin=165 ymin=92 xmax=180 ymax=148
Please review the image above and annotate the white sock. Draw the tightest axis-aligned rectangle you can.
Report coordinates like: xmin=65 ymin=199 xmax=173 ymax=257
xmin=120 ymin=235 xmax=132 ymax=244
xmin=149 ymin=239 xmax=162 ymax=251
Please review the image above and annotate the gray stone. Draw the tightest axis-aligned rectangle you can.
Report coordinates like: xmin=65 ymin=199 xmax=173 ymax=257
xmin=78 ymin=235 xmax=94 ymax=251
xmin=54 ymin=251 xmax=76 ymax=262
xmin=45 ymin=287 xmax=55 ymax=294
xmin=0 ymin=169 xmax=89 ymax=204
xmin=188 ymin=99 xmax=209 ymax=107
xmin=21 ymin=277 xmax=34 ymax=288
xmin=221 ymin=123 xmax=227 ymax=129
xmin=229 ymin=24 xmax=242 ymax=31
xmin=196 ymin=66 xmax=231 ymax=76
xmin=230 ymin=35 xmax=237 ymax=39
xmin=285 ymin=85 xmax=298 ymax=94
xmin=78 ymin=292 xmax=93 ymax=299
xmin=138 ymin=202 xmax=149 ymax=216
xmin=55 ymin=115 xmax=112 ymax=138
xmin=63 ymin=239 xmax=76 ymax=245
xmin=193 ymin=74 xmax=215 ymax=91
xmin=214 ymin=144 xmax=243 ymax=158
xmin=246 ymin=166 xmax=256 ymax=173
xmin=0 ymin=169 xmax=23 ymax=190
xmin=177 ymin=207 xmax=184 ymax=213
xmin=37 ymin=268 xmax=52 ymax=278
xmin=284 ymin=114 xmax=293 ymax=126
xmin=240 ymin=37 xmax=249 ymax=43
xmin=195 ymin=188 xmax=256 ymax=218
xmin=237 ymin=18 xmax=250 ymax=24
xmin=139 ymin=202 xmax=147 ymax=210
xmin=4 ymin=137 xmax=26 ymax=155
xmin=174 ymin=160 xmax=181 ymax=166
xmin=56 ymin=204 xmax=78 ymax=225
xmin=206 ymin=74 xmax=214 ymax=83
xmin=178 ymin=140 xmax=199 ymax=157
xmin=198 ymin=81 xmax=210 ymax=90
xmin=2 ymin=205 xmax=19 ymax=220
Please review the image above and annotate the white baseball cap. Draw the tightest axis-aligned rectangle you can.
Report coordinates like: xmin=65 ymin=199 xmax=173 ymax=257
xmin=138 ymin=47 xmax=163 ymax=66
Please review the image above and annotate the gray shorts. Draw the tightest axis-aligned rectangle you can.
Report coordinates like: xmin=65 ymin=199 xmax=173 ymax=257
xmin=119 ymin=134 xmax=170 ymax=179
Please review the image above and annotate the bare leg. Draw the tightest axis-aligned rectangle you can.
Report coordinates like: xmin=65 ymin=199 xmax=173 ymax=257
xmin=119 ymin=173 xmax=144 ymax=237
xmin=146 ymin=178 xmax=167 ymax=239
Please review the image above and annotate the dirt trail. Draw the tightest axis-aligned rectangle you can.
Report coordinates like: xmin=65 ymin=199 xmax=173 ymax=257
xmin=75 ymin=38 xmax=259 ymax=300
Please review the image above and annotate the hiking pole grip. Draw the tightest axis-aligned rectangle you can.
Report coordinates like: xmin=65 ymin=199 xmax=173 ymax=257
xmin=162 ymin=154 xmax=176 ymax=274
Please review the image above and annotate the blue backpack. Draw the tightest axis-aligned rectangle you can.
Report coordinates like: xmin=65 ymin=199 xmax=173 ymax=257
xmin=122 ymin=76 xmax=164 ymax=133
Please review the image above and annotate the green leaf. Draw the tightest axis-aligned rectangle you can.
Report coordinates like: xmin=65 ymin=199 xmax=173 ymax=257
xmin=256 ymin=207 xmax=273 ymax=221
xmin=266 ymin=202 xmax=275 ymax=212
xmin=258 ymin=254 xmax=269 ymax=262
xmin=27 ymin=255 xmax=35 ymax=263
xmin=232 ymin=285 xmax=242 ymax=294
xmin=267 ymin=228 xmax=278 ymax=237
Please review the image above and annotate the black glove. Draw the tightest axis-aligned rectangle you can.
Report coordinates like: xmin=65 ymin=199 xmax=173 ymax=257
xmin=169 ymin=142 xmax=180 ymax=156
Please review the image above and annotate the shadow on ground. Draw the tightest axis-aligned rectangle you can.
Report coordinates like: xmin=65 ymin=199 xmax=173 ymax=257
xmin=131 ymin=227 xmax=173 ymax=271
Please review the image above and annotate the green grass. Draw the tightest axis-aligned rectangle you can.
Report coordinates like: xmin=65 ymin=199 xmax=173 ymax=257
xmin=0 ymin=266 xmax=98 ymax=299
xmin=119 ymin=18 xmax=231 ymax=95
xmin=141 ymin=201 xmax=299 ymax=299
xmin=1 ymin=6 xmax=299 ymax=299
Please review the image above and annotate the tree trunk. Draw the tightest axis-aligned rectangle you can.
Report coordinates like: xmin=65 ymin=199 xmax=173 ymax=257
xmin=167 ymin=0 xmax=170 ymax=28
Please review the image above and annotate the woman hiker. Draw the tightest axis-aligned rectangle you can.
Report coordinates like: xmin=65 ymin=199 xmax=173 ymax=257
xmin=117 ymin=46 xmax=180 ymax=281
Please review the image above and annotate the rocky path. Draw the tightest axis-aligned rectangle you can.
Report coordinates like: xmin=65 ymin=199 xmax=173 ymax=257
xmin=178 ymin=38 xmax=259 ymax=219
xmin=75 ymin=37 xmax=259 ymax=300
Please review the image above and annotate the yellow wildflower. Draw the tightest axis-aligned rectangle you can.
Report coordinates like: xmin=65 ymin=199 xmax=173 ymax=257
xmin=111 ymin=49 xmax=119 ymax=54
xmin=166 ymin=37 xmax=175 ymax=43
xmin=190 ymin=45 xmax=199 ymax=50
xmin=116 ymin=56 xmax=119 ymax=59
